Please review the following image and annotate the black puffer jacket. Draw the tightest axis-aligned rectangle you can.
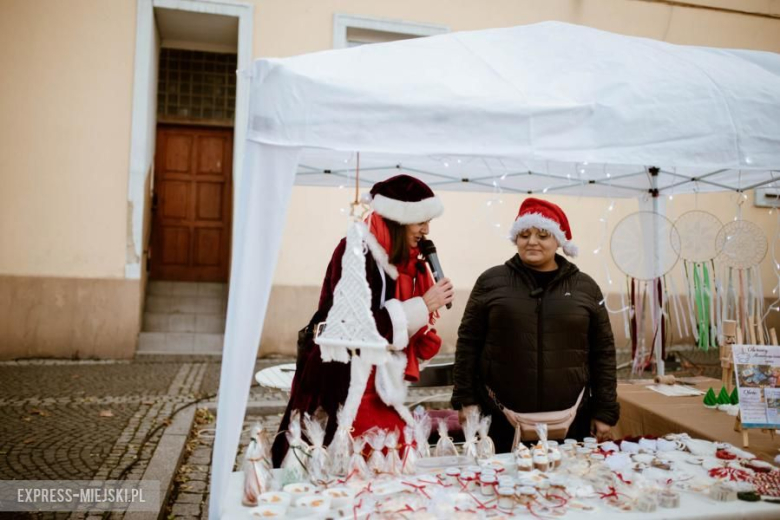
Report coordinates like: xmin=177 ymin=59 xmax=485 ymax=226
xmin=452 ymin=254 xmax=619 ymax=431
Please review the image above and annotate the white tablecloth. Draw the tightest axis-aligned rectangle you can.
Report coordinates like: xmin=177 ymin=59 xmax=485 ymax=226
xmin=221 ymin=470 xmax=780 ymax=519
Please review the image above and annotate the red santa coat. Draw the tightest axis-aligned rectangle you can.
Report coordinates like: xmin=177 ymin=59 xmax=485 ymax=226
xmin=271 ymin=237 xmax=441 ymax=467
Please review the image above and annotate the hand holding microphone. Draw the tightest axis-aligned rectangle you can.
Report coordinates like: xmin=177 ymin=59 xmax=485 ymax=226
xmin=419 ymin=239 xmax=454 ymax=311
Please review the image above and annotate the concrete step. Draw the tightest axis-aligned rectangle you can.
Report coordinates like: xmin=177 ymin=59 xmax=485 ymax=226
xmin=142 ymin=312 xmax=226 ymax=333
xmin=137 ymin=332 xmax=224 ymax=355
xmin=147 ymin=281 xmax=228 ymax=298
xmin=144 ymin=294 xmax=226 ymax=314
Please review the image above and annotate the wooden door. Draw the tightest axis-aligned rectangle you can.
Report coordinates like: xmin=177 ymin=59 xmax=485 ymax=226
xmin=150 ymin=125 xmax=232 ymax=282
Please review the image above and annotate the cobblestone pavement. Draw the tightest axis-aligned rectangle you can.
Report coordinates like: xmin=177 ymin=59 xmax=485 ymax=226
xmin=0 ymin=359 xmax=212 ymax=520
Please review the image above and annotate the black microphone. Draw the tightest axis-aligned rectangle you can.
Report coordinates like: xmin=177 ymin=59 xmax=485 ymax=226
xmin=419 ymin=239 xmax=452 ymax=310
xmin=530 ymin=288 xmax=543 ymax=297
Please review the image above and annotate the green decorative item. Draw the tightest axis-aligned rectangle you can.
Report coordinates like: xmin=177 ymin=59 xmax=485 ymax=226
xmin=730 ymin=387 xmax=739 ymax=405
xmin=717 ymin=386 xmax=731 ymax=405
xmin=703 ymin=388 xmax=718 ymax=408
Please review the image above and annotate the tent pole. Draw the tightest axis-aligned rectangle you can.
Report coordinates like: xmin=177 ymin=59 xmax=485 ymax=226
xmin=649 ymin=166 xmax=665 ymax=376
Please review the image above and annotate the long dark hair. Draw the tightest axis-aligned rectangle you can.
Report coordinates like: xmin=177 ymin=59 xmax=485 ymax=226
xmin=385 ymin=219 xmax=410 ymax=265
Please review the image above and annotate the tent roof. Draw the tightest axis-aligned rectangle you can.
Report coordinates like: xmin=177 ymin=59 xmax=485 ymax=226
xmin=247 ymin=21 xmax=780 ymax=196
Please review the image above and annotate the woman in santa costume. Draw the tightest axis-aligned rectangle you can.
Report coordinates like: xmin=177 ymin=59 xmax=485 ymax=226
xmin=452 ymin=198 xmax=619 ymax=453
xmin=272 ymin=175 xmax=453 ymax=466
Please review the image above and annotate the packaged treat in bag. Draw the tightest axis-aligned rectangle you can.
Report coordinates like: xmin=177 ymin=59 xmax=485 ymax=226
xmin=281 ymin=410 xmax=309 ymax=484
xmin=462 ymin=407 xmax=480 ymax=459
xmin=347 ymin=434 xmax=370 ymax=481
xmin=326 ymin=406 xmax=353 ymax=477
xmin=365 ymin=427 xmax=387 ymax=475
xmin=477 ymin=415 xmax=496 ymax=459
xmin=401 ymin=425 xmax=418 ymax=475
xmin=242 ymin=423 xmax=271 ymax=506
xmin=303 ymin=411 xmax=329 ymax=484
xmin=413 ymin=406 xmax=432 ymax=458
xmin=434 ymin=418 xmax=458 ymax=457
xmin=384 ymin=428 xmax=403 ymax=476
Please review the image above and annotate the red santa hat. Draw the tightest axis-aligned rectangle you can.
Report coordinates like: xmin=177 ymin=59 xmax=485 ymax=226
xmin=509 ymin=197 xmax=579 ymax=257
xmin=362 ymin=174 xmax=443 ymax=224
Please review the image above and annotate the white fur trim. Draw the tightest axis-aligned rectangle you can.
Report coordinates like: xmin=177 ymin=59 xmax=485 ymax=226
xmin=401 ymin=297 xmax=429 ymax=335
xmin=375 ymin=352 xmax=414 ymax=426
xmin=372 ymin=194 xmax=444 ymax=224
xmin=384 ymin=299 xmax=409 ymax=351
xmin=361 ymin=222 xmax=398 ymax=279
xmin=508 ymin=212 xmax=578 ymax=257
xmin=340 ymin=356 xmax=372 ymax=430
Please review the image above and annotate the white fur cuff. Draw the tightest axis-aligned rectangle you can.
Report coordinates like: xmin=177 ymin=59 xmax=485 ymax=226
xmin=384 ymin=299 xmax=409 ymax=350
xmin=401 ymin=297 xmax=429 ymax=335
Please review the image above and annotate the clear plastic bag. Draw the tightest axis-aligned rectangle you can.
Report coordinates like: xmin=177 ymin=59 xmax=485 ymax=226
xmin=365 ymin=427 xmax=387 ymax=475
xmin=477 ymin=415 xmax=496 ymax=459
xmin=347 ymin=434 xmax=370 ymax=481
xmin=327 ymin=406 xmax=353 ymax=477
xmin=434 ymin=418 xmax=458 ymax=457
xmin=401 ymin=425 xmax=418 ymax=475
xmin=384 ymin=428 xmax=403 ymax=476
xmin=303 ymin=411 xmax=329 ymax=484
xmin=462 ymin=407 xmax=480 ymax=459
xmin=281 ymin=411 xmax=309 ymax=484
xmin=241 ymin=423 xmax=271 ymax=506
xmin=413 ymin=406 xmax=432 ymax=459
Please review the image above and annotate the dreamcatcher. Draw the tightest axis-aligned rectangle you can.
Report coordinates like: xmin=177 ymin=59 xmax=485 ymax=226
xmin=670 ymin=210 xmax=723 ymax=351
xmin=610 ymin=211 xmax=680 ymax=374
xmin=715 ymin=220 xmax=769 ymax=343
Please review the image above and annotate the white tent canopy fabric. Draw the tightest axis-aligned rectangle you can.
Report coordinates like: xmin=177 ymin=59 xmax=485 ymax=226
xmin=210 ymin=22 xmax=780 ymax=518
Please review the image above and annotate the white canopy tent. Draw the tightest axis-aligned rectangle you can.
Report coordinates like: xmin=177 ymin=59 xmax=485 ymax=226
xmin=209 ymin=22 xmax=780 ymax=517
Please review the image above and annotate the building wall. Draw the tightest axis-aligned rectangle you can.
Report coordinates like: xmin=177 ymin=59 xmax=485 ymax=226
xmin=1 ymin=0 xmax=779 ymax=358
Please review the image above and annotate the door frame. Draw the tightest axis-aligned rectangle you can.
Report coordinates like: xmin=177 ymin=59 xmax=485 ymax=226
xmin=125 ymin=0 xmax=254 ymax=280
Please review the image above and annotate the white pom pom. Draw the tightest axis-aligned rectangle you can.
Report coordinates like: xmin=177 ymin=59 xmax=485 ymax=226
xmin=360 ymin=192 xmax=373 ymax=205
xmin=562 ymin=241 xmax=579 ymax=257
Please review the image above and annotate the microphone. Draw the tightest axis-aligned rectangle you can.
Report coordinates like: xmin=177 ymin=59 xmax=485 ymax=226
xmin=419 ymin=239 xmax=452 ymax=310
xmin=530 ymin=288 xmax=543 ymax=297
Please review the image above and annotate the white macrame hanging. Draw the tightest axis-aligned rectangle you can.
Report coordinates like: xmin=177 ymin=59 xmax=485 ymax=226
xmin=315 ymin=220 xmax=390 ymax=365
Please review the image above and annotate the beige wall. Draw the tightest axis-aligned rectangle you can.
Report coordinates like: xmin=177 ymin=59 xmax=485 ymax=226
xmin=0 ymin=0 xmax=136 ymax=279
xmin=2 ymin=0 xmax=780 ymax=358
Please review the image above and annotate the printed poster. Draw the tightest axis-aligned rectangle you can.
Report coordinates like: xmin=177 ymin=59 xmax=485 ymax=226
xmin=732 ymin=345 xmax=780 ymax=429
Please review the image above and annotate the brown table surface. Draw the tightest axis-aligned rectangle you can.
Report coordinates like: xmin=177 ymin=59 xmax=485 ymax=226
xmin=615 ymin=377 xmax=780 ymax=462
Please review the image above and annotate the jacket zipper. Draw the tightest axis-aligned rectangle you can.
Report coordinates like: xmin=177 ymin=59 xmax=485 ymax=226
xmin=535 ymin=294 xmax=543 ymax=411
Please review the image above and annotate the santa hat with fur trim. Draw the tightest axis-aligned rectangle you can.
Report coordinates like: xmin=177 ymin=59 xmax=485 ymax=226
xmin=508 ymin=198 xmax=579 ymax=257
xmin=362 ymin=174 xmax=443 ymax=224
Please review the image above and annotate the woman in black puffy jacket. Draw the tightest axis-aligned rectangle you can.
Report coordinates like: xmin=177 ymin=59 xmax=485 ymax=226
xmin=451 ymin=198 xmax=619 ymax=453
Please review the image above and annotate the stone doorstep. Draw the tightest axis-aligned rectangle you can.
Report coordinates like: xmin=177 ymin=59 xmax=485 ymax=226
xmin=147 ymin=281 xmax=228 ymax=298
xmin=124 ymin=404 xmax=197 ymax=520
xmin=143 ymin=312 xmax=226 ymax=334
xmin=137 ymin=332 xmax=224 ymax=355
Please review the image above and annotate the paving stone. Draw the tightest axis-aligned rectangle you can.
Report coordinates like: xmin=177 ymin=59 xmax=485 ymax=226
xmin=171 ymin=502 xmax=201 ymax=516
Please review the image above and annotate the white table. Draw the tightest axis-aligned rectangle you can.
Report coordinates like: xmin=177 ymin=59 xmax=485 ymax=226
xmin=221 ymin=469 xmax=780 ymax=519
xmin=255 ymin=363 xmax=296 ymax=392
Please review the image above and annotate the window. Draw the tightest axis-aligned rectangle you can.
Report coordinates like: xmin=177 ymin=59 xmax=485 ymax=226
xmin=157 ymin=48 xmax=237 ymax=124
xmin=333 ymin=14 xmax=448 ymax=49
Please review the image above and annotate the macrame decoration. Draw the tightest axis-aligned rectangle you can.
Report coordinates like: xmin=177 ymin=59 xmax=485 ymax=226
xmin=670 ymin=210 xmax=723 ymax=352
xmin=315 ymin=219 xmax=389 ymax=365
xmin=715 ymin=219 xmax=768 ymax=344
xmin=611 ymin=211 xmax=680 ymax=374
xmin=314 ymin=153 xmax=395 ymax=433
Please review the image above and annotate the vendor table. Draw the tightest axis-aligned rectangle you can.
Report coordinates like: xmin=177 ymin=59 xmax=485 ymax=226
xmin=616 ymin=378 xmax=779 ymax=463
xmin=221 ymin=470 xmax=780 ymax=519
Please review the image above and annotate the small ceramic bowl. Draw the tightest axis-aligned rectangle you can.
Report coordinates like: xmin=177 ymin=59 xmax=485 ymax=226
xmin=296 ymin=494 xmax=332 ymax=515
xmin=323 ymin=486 xmax=355 ymax=508
xmin=248 ymin=504 xmax=286 ymax=518
xmin=283 ymin=482 xmax=315 ymax=499
xmin=257 ymin=491 xmax=291 ymax=508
